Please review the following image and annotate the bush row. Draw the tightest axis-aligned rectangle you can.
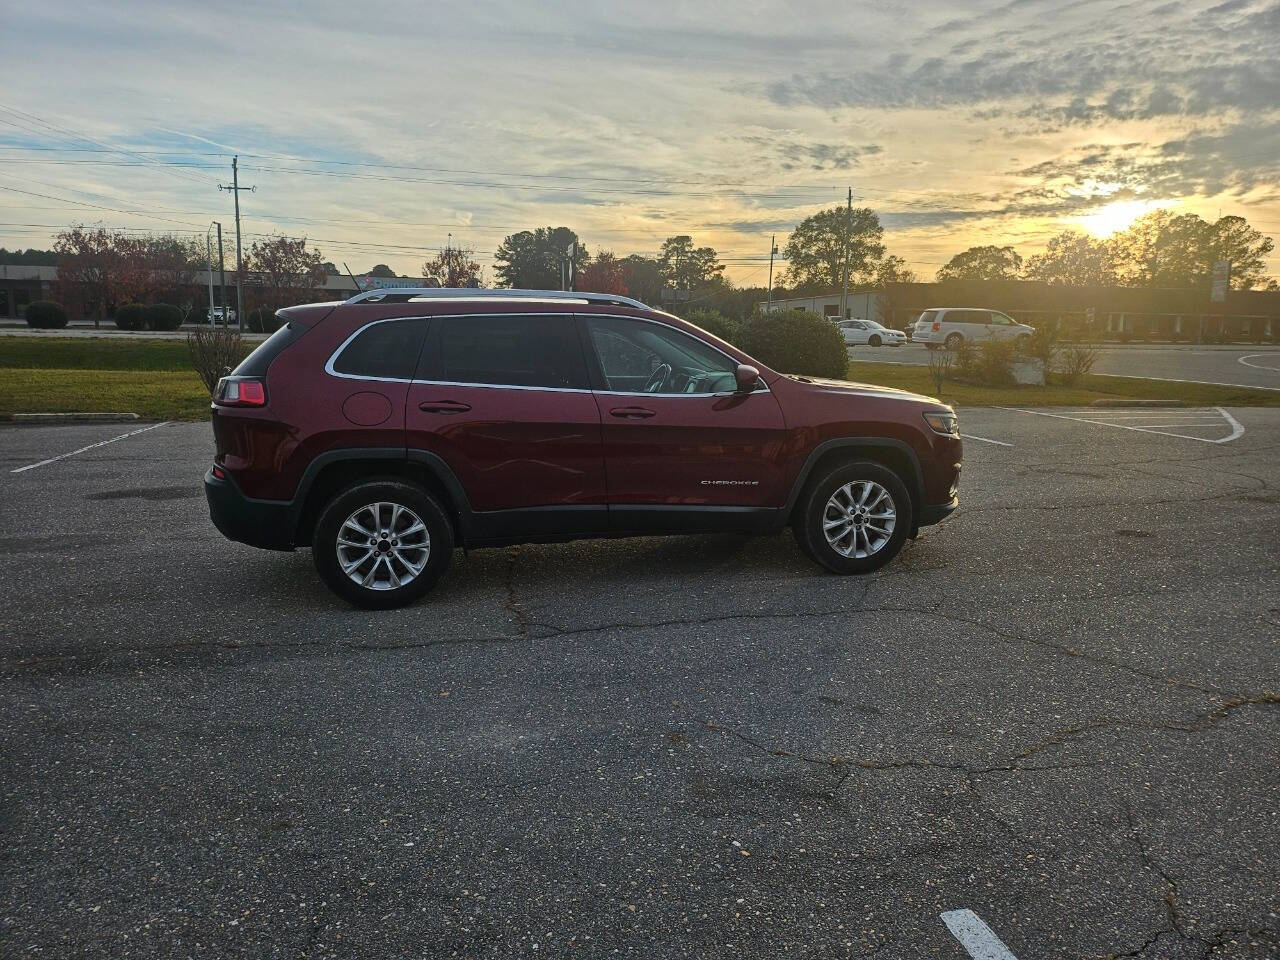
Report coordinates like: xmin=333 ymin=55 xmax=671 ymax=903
xmin=113 ymin=303 xmax=185 ymax=331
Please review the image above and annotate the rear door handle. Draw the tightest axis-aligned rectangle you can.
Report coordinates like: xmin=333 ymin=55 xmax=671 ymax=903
xmin=418 ymin=400 xmax=472 ymax=414
xmin=610 ymin=406 xmax=656 ymax=419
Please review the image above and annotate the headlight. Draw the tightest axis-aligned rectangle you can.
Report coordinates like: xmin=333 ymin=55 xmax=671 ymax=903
xmin=923 ymin=411 xmax=959 ymax=436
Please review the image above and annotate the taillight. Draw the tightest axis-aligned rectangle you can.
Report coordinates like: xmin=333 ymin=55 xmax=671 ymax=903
xmin=215 ymin=376 xmax=267 ymax=407
xmin=932 ymin=321 xmax=941 ymax=332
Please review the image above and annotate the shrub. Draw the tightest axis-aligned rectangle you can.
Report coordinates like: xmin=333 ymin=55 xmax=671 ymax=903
xmin=685 ymin=308 xmax=741 ymax=346
xmin=146 ymin=303 xmax=184 ymax=331
xmin=246 ymin=308 xmax=283 ymax=334
xmin=114 ymin=303 xmax=150 ymax=331
xmin=1060 ymin=344 xmax=1100 ymax=385
xmin=974 ymin=337 xmax=1018 ymax=386
xmin=739 ymin=310 xmax=847 ymax=378
xmin=952 ymin=337 xmax=978 ymax=379
xmin=24 ymin=300 xmax=68 ymax=329
xmin=1024 ymin=324 xmax=1059 ymax=383
xmin=187 ymin=326 xmax=250 ymax=395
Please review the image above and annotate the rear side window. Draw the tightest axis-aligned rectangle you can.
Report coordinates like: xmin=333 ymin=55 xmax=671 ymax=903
xmin=423 ymin=314 xmax=589 ymax=389
xmin=916 ymin=311 xmax=937 ymax=325
xmin=949 ymin=310 xmax=989 ymax=325
xmin=331 ymin=318 xmax=429 ymax=380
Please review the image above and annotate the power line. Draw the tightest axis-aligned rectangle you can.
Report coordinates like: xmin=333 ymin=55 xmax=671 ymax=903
xmin=0 ymin=143 xmax=847 ymax=191
xmin=0 ymin=105 xmax=218 ymax=190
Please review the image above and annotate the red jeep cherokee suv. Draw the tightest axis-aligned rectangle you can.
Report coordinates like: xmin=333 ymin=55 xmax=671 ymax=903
xmin=205 ymin=289 xmax=961 ymax=608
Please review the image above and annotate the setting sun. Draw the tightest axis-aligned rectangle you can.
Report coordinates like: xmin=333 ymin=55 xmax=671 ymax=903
xmin=1077 ymin=198 xmax=1159 ymax=236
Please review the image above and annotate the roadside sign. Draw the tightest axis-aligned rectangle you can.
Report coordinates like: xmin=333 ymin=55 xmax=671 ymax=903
xmin=357 ymin=275 xmax=419 ymax=291
xmin=1211 ymin=260 xmax=1230 ymax=303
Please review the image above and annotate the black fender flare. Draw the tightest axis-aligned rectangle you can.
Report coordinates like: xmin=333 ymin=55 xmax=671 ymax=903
xmin=288 ymin=447 xmax=477 ymax=543
xmin=782 ymin=437 xmax=925 ymax=519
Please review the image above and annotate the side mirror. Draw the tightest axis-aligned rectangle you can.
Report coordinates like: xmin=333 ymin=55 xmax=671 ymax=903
xmin=734 ymin=363 xmax=760 ymax=392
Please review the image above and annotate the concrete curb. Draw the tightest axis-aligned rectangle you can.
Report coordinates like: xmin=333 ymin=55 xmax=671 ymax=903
xmin=1089 ymin=399 xmax=1183 ymax=408
xmin=8 ymin=412 xmax=141 ymax=423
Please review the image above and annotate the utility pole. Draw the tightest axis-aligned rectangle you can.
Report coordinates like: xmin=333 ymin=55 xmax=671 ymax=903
xmin=840 ymin=187 xmax=852 ymax=321
xmin=216 ymin=222 xmax=226 ymax=327
xmin=219 ymin=156 xmax=254 ymax=331
xmin=767 ymin=235 xmax=777 ymax=314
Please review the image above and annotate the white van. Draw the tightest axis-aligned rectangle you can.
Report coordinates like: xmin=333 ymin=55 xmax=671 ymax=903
xmin=912 ymin=308 xmax=1034 ymax=349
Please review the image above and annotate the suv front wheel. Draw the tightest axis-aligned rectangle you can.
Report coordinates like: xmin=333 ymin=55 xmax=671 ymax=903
xmin=793 ymin=460 xmax=913 ymax=574
xmin=313 ymin=480 xmax=454 ymax=609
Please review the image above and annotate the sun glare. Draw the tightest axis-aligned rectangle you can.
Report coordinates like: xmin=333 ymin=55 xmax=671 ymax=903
xmin=1078 ymin=199 xmax=1156 ymax=237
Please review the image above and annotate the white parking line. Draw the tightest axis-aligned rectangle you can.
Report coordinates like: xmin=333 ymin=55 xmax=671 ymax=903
xmin=960 ymin=433 xmax=1013 ymax=447
xmin=10 ymin=422 xmax=171 ymax=474
xmin=1091 ymin=371 xmax=1280 ymax=392
xmin=998 ymin=406 xmax=1244 ymax=444
xmin=1239 ymin=353 xmax=1280 ymax=372
xmin=941 ymin=909 xmax=1019 ymax=959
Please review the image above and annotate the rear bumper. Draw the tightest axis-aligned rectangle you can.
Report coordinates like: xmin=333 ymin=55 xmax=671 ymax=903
xmin=204 ymin=468 xmax=296 ymax=551
xmin=918 ymin=497 xmax=958 ymax=526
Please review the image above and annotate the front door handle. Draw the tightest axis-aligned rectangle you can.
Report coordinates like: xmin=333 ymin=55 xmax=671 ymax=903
xmin=610 ymin=406 xmax=656 ymax=419
xmin=418 ymin=400 xmax=472 ymax=414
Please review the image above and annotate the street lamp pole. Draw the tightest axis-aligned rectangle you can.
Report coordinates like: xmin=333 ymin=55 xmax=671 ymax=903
xmin=205 ymin=223 xmax=217 ymax=326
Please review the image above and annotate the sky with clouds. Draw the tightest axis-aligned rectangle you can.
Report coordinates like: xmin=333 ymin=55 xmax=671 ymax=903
xmin=2 ymin=0 xmax=1278 ymax=286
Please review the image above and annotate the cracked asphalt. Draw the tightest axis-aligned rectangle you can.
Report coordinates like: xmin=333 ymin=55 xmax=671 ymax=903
xmin=1 ymin=409 xmax=1278 ymax=959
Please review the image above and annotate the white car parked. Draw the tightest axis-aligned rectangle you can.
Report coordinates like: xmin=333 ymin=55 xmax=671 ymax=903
xmin=203 ymin=307 xmax=237 ymax=325
xmin=911 ymin=308 xmax=1034 ymax=349
xmin=836 ymin=319 xmax=907 ymax=347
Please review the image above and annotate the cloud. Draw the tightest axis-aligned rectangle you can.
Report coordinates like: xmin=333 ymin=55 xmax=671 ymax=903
xmin=737 ymin=137 xmax=882 ymax=172
xmin=764 ymin=0 xmax=1280 ymax=122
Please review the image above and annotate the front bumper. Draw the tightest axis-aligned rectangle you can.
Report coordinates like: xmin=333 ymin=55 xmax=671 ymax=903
xmin=204 ymin=468 xmax=297 ymax=551
xmin=918 ymin=497 xmax=958 ymax=526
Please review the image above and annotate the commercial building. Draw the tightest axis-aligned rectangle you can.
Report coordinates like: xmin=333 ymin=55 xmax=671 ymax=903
xmin=762 ymin=279 xmax=1278 ymax=341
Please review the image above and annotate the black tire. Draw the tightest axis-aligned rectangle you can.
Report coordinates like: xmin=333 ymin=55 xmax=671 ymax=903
xmin=868 ymin=334 xmax=882 ymax=347
xmin=792 ymin=460 xmax=913 ymax=574
xmin=944 ymin=332 xmax=963 ymax=350
xmin=313 ymin=479 xmax=454 ymax=609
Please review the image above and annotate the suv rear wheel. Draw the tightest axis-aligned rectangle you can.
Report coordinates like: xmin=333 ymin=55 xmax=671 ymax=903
xmin=793 ymin=460 xmax=912 ymax=574
xmin=313 ymin=480 xmax=453 ymax=609
xmin=944 ymin=332 xmax=963 ymax=349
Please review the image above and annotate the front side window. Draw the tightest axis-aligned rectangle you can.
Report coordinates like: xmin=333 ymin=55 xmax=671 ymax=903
xmin=586 ymin=316 xmax=742 ymax=394
xmin=423 ymin=314 xmax=588 ymax=389
xmin=331 ymin=318 xmax=428 ymax=380
xmin=989 ymin=312 xmax=1014 ymax=325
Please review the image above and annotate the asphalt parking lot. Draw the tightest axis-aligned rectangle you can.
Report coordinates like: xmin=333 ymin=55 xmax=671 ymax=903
xmin=851 ymin=342 xmax=1280 ymax=392
xmin=2 ymin=410 xmax=1278 ymax=958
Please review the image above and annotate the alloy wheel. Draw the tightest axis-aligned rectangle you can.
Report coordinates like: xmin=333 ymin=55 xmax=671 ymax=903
xmin=336 ymin=501 xmax=431 ymax=591
xmin=822 ymin=481 xmax=896 ymax=558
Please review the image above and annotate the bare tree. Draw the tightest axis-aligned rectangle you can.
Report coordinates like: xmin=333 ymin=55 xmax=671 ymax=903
xmin=927 ymin=345 xmax=954 ymax=397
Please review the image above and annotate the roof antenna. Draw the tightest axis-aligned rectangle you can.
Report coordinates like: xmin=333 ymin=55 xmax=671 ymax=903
xmin=341 ymin=262 xmax=361 ymax=294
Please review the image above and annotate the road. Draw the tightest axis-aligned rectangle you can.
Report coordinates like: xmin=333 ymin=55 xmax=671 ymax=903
xmin=851 ymin=341 xmax=1280 ymax=391
xmin=2 ymin=414 xmax=1278 ymax=958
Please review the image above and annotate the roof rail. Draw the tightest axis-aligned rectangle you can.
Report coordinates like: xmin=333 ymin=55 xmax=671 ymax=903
xmin=343 ymin=287 xmax=650 ymax=309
